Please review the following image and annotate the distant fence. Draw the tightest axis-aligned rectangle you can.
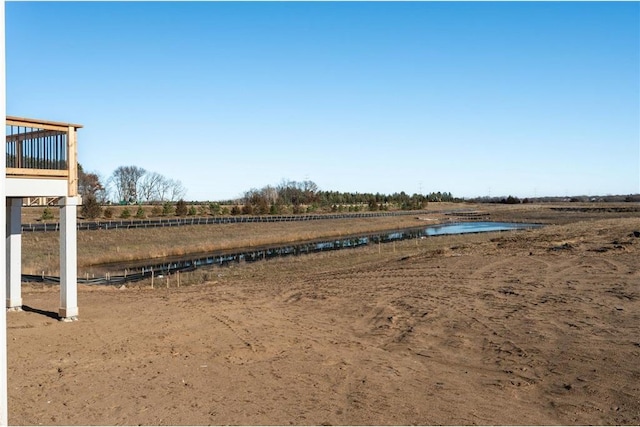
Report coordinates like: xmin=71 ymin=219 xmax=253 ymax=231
xmin=22 ymin=210 xmax=427 ymax=232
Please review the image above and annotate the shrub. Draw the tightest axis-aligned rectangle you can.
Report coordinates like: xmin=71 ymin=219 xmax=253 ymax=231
xmin=255 ymin=200 xmax=269 ymax=215
xmin=151 ymin=205 xmax=162 ymax=217
xmin=120 ymin=208 xmax=131 ymax=219
xmin=505 ymin=195 xmax=521 ymax=204
xmin=41 ymin=207 xmax=55 ymax=221
xmin=188 ymin=206 xmax=197 ymax=216
xmin=230 ymin=205 xmax=241 ymax=215
xmin=197 ymin=205 xmax=208 ymax=216
xmin=81 ymin=194 xmax=102 ymax=219
xmin=135 ymin=206 xmax=146 ymax=219
xmin=162 ymin=201 xmax=174 ymax=216
xmin=209 ymin=203 xmax=221 ymax=215
xmin=221 ymin=207 xmax=230 ymax=215
xmin=103 ymin=207 xmax=114 ymax=219
xmin=175 ymin=199 xmax=188 ymax=217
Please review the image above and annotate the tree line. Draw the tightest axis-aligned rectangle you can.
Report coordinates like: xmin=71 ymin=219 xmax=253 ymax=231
xmin=78 ymin=164 xmax=186 ymax=204
xmin=77 ymin=169 xmax=462 ymax=220
xmin=228 ymin=180 xmax=460 ymax=215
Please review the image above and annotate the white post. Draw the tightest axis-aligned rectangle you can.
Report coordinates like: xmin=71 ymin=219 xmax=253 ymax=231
xmin=59 ymin=196 xmax=80 ymax=320
xmin=0 ymin=0 xmax=9 ymax=423
xmin=6 ymin=198 xmax=22 ymax=310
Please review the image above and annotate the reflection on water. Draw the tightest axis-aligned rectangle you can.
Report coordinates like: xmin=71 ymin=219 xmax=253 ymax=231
xmin=423 ymin=221 xmax=539 ymax=236
xmin=73 ymin=222 xmax=542 ymax=284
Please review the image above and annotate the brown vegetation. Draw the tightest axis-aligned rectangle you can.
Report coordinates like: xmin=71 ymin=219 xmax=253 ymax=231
xmin=21 ymin=203 xmax=639 ymax=277
xmin=7 ymin=207 xmax=640 ymax=425
xmin=21 ymin=212 xmax=440 ymax=275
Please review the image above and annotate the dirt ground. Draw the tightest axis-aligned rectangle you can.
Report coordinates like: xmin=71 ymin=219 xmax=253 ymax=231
xmin=7 ymin=209 xmax=640 ymax=425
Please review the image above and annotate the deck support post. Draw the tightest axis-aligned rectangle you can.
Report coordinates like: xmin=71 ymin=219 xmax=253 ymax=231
xmin=6 ymin=198 xmax=22 ymax=310
xmin=1 ymin=7 xmax=9 ymax=423
xmin=59 ymin=196 xmax=80 ymax=321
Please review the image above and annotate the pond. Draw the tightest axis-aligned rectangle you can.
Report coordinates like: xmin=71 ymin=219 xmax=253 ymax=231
xmin=422 ymin=221 xmax=541 ymax=236
xmin=24 ymin=221 xmax=542 ymax=285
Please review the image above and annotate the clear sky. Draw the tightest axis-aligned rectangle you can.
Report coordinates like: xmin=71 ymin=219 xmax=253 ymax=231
xmin=5 ymin=1 xmax=640 ymax=201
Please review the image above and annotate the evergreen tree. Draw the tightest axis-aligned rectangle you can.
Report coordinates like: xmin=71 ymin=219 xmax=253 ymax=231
xmin=135 ymin=206 xmax=146 ymax=219
xmin=41 ymin=207 xmax=54 ymax=221
xmin=175 ymin=199 xmax=188 ymax=216
xmin=81 ymin=194 xmax=102 ymax=219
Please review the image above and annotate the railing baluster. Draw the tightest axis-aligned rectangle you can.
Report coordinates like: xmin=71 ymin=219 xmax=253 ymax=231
xmin=37 ymin=129 xmax=42 ymax=169
xmin=45 ymin=132 xmax=49 ymax=169
xmin=18 ymin=126 xmax=22 ymax=168
xmin=7 ymin=117 xmax=81 ymax=195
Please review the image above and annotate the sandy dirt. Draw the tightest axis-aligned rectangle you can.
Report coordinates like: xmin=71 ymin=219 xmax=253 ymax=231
xmin=7 ymin=214 xmax=640 ymax=425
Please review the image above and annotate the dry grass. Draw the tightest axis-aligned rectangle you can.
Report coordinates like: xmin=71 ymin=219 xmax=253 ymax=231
xmin=20 ymin=202 xmax=466 ymax=223
xmin=120 ymin=227 xmax=499 ymax=290
xmin=22 ymin=214 xmax=439 ymax=275
xmin=21 ymin=202 xmax=639 ymax=276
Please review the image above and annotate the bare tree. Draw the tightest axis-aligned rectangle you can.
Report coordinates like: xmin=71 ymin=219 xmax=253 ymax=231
xmin=153 ymin=177 xmax=170 ymax=202
xmin=302 ymin=180 xmax=319 ymax=204
xmin=261 ymin=185 xmax=279 ymax=205
xmin=276 ymin=179 xmax=319 ymax=206
xmin=168 ymin=179 xmax=186 ymax=202
xmin=94 ymin=173 xmax=111 ymax=204
xmin=139 ymin=171 xmax=166 ymax=202
xmin=138 ymin=172 xmax=186 ymax=203
xmin=110 ymin=165 xmax=146 ymax=203
xmin=78 ymin=164 xmax=105 ymax=200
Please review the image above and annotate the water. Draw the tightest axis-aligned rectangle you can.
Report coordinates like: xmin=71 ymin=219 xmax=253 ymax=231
xmin=24 ymin=221 xmax=542 ymax=285
xmin=422 ymin=221 xmax=540 ymax=236
xmin=128 ymin=221 xmax=541 ymax=271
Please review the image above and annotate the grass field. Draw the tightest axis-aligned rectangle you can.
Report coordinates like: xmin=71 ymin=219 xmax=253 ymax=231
xmin=21 ymin=202 xmax=639 ymax=277
xmin=22 ymin=211 xmax=439 ymax=275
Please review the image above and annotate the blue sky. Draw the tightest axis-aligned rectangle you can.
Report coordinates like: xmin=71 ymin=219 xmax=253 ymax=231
xmin=5 ymin=1 xmax=640 ymax=201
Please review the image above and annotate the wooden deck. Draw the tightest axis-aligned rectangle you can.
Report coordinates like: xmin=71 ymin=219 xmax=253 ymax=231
xmin=6 ymin=116 xmax=82 ymax=198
